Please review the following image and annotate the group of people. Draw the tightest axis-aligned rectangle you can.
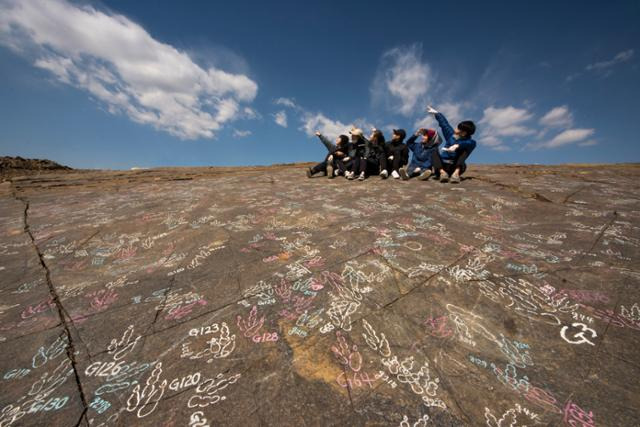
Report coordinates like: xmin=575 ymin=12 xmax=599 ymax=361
xmin=306 ymin=105 xmax=477 ymax=184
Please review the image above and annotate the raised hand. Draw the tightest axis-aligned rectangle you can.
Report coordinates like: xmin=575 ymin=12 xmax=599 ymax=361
xmin=315 ymin=131 xmax=321 ymax=137
xmin=426 ymin=105 xmax=439 ymax=114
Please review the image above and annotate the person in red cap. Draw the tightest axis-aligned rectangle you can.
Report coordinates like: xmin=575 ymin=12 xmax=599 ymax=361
xmin=399 ymin=128 xmax=442 ymax=180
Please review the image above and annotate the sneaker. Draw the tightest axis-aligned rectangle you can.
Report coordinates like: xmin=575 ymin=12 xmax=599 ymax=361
xmin=399 ymin=168 xmax=410 ymax=181
xmin=358 ymin=172 xmax=366 ymax=181
xmin=327 ymin=164 xmax=334 ymax=179
xmin=380 ymin=170 xmax=389 ymax=179
xmin=335 ymin=169 xmax=341 ymax=177
xmin=450 ymin=171 xmax=460 ymax=184
xmin=306 ymin=168 xmax=313 ymax=178
xmin=440 ymin=172 xmax=450 ymax=183
xmin=418 ymin=170 xmax=432 ymax=181
xmin=391 ymin=170 xmax=400 ymax=179
xmin=347 ymin=171 xmax=355 ymax=180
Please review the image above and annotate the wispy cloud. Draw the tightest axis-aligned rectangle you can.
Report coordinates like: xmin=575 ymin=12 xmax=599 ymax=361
xmin=536 ymin=128 xmax=596 ymax=149
xmin=300 ymin=112 xmax=350 ymax=137
xmin=0 ymin=0 xmax=258 ymax=139
xmin=232 ymin=129 xmax=252 ymax=138
xmin=539 ymin=105 xmax=573 ymax=128
xmin=273 ymin=97 xmax=298 ymax=109
xmin=371 ymin=43 xmax=431 ymax=116
xmin=242 ymin=107 xmax=261 ymax=120
xmin=273 ymin=93 xmax=371 ymax=138
xmin=567 ymin=49 xmax=634 ymax=82
xmin=586 ymin=49 xmax=634 ymax=72
xmin=273 ymin=110 xmax=288 ymax=127
xmin=578 ymin=139 xmax=598 ymax=147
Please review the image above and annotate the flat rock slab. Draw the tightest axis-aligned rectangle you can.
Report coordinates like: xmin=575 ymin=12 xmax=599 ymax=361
xmin=1 ymin=164 xmax=639 ymax=426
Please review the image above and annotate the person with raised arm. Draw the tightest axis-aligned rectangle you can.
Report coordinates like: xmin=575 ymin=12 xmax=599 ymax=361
xmin=306 ymin=131 xmax=351 ymax=179
xmin=399 ymin=128 xmax=441 ymax=180
xmin=425 ymin=105 xmax=477 ymax=183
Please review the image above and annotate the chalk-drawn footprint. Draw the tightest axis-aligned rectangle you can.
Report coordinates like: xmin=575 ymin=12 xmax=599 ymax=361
xmin=361 ymin=319 xmax=391 ymax=357
xmin=108 ymin=325 xmax=141 ymax=361
xmin=126 ymin=362 xmax=167 ymax=418
xmin=187 ymin=372 xmax=241 ymax=408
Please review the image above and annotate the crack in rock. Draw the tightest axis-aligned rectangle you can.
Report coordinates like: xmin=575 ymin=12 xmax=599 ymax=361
xmin=11 ymin=184 xmax=90 ymax=424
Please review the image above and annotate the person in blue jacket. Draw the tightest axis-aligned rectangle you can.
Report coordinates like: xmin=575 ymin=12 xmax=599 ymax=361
xmin=306 ymin=132 xmax=350 ymax=179
xmin=426 ymin=105 xmax=477 ymax=183
xmin=400 ymin=128 xmax=441 ymax=180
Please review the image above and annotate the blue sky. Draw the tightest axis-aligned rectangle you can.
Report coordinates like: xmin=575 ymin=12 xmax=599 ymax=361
xmin=0 ymin=0 xmax=638 ymax=169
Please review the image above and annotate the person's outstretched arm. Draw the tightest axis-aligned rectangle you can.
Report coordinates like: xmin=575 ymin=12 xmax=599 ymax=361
xmin=316 ymin=133 xmax=335 ymax=152
xmin=435 ymin=113 xmax=456 ymax=144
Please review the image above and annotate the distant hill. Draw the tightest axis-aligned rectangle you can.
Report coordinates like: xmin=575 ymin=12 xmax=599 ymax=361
xmin=1 ymin=156 xmax=72 ymax=178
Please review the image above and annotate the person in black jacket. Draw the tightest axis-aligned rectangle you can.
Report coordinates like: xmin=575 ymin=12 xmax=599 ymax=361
xmin=385 ymin=129 xmax=409 ymax=179
xmin=365 ymin=129 xmax=388 ymax=179
xmin=306 ymin=132 xmax=350 ymax=179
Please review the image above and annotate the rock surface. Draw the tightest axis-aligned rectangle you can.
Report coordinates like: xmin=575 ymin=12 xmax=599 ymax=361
xmin=0 ymin=163 xmax=639 ymax=426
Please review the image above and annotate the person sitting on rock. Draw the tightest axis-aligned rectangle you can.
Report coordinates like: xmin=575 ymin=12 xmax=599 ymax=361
xmin=425 ymin=105 xmax=477 ymax=183
xmin=365 ymin=129 xmax=389 ymax=179
xmin=306 ymin=132 xmax=350 ymax=179
xmin=400 ymin=128 xmax=441 ymax=180
xmin=346 ymin=128 xmax=368 ymax=181
xmin=385 ymin=129 xmax=409 ymax=179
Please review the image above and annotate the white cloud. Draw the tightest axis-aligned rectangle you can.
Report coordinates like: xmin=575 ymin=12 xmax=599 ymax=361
xmin=578 ymin=139 xmax=597 ymax=147
xmin=232 ymin=129 xmax=252 ymax=138
xmin=481 ymin=135 xmax=511 ymax=151
xmin=480 ymin=106 xmax=535 ymax=137
xmin=371 ymin=44 xmax=431 ymax=116
xmin=300 ymin=112 xmax=350 ymax=138
xmin=242 ymin=107 xmax=261 ymax=120
xmin=565 ymin=73 xmax=580 ymax=83
xmin=539 ymin=105 xmax=573 ymax=128
xmin=569 ymin=49 xmax=635 ymax=82
xmin=274 ymin=97 xmax=298 ymax=109
xmin=586 ymin=49 xmax=634 ymax=72
xmin=0 ymin=0 xmax=258 ymax=139
xmin=538 ymin=128 xmax=595 ymax=149
xmin=273 ymin=110 xmax=288 ymax=127
xmin=477 ymin=106 xmax=535 ymax=151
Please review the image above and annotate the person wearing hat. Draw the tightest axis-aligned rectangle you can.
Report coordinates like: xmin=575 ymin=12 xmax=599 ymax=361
xmin=400 ymin=128 xmax=442 ymax=180
xmin=385 ymin=129 xmax=409 ymax=179
xmin=306 ymin=131 xmax=351 ymax=179
xmin=346 ymin=127 xmax=368 ymax=181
